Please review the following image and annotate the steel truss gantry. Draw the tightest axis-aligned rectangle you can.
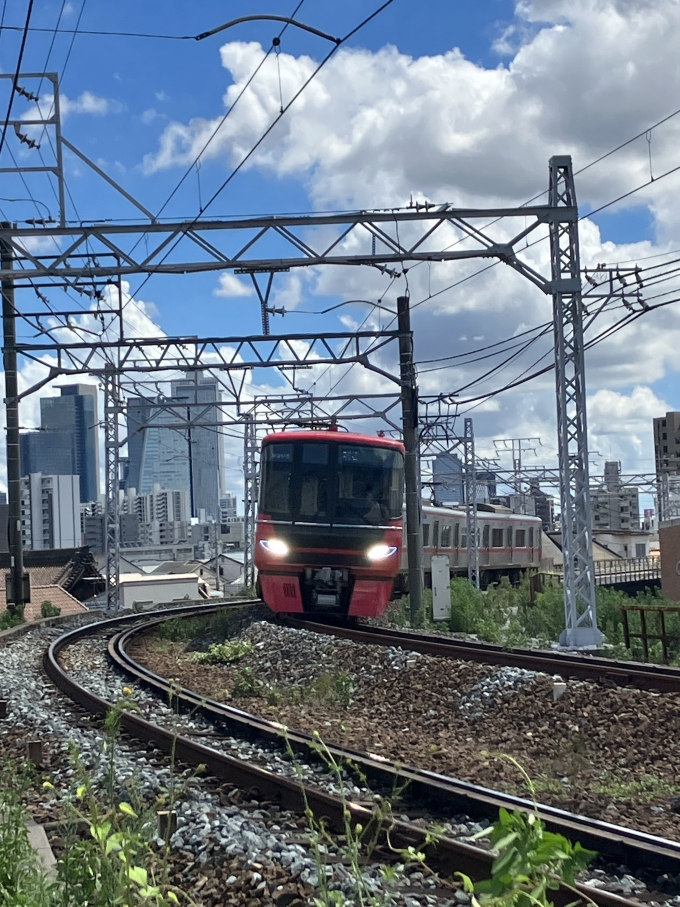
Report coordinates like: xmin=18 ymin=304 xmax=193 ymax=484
xmin=0 ymin=97 xmax=600 ymax=643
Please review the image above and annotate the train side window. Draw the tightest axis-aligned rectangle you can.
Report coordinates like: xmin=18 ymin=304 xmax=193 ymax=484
xmin=483 ymin=524 xmax=490 ymax=548
xmin=441 ymin=524 xmax=451 ymax=547
xmin=432 ymin=521 xmax=440 ymax=548
xmin=528 ymin=527 xmax=534 ymax=547
xmin=491 ymin=528 xmax=503 ymax=547
xmin=423 ymin=523 xmax=430 ymax=546
xmin=460 ymin=529 xmax=467 ymax=548
xmin=515 ymin=528 xmax=526 ymax=547
xmin=507 ymin=527 xmax=513 ymax=547
xmin=453 ymin=523 xmax=460 ymax=547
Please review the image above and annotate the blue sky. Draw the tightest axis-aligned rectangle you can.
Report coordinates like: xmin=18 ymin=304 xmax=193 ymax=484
xmin=0 ymin=0 xmax=679 ymax=503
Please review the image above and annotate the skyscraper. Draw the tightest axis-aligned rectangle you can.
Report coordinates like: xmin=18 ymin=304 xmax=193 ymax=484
xmin=126 ymin=372 xmax=224 ymax=519
xmin=21 ymin=385 xmax=100 ymax=504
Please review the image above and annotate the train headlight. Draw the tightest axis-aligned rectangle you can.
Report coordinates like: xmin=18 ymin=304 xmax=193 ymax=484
xmin=259 ymin=538 xmax=289 ymax=556
xmin=366 ymin=544 xmax=398 ymax=561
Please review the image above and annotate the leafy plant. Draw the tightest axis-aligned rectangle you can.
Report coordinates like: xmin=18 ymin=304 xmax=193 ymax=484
xmin=231 ymin=667 xmax=260 ymax=697
xmin=458 ymin=755 xmax=597 ymax=907
xmin=40 ymin=600 xmax=61 ymax=619
xmin=191 ymin=639 xmax=253 ymax=665
xmin=0 ymin=607 xmax=24 ymax=631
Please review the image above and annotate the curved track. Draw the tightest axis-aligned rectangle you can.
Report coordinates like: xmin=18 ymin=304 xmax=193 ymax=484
xmin=38 ymin=603 xmax=680 ymax=907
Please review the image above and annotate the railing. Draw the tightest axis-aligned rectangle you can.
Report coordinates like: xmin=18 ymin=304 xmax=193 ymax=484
xmin=593 ymin=556 xmax=660 ymax=585
xmin=622 ymin=605 xmax=680 ymax=663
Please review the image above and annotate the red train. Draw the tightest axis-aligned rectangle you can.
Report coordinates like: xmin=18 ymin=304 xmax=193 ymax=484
xmin=255 ymin=429 xmax=405 ymax=618
xmin=255 ymin=428 xmax=543 ymax=618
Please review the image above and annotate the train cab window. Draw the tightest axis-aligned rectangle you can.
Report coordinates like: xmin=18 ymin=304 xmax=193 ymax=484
xmin=515 ymin=529 xmax=526 ymax=547
xmin=528 ymin=527 xmax=535 ymax=547
xmin=453 ymin=523 xmax=459 ymax=547
xmin=260 ymin=443 xmax=293 ymax=515
xmin=483 ymin=525 xmax=490 ymax=548
xmin=507 ymin=527 xmax=513 ymax=547
xmin=441 ymin=524 xmax=452 ymax=548
xmin=491 ymin=528 xmax=503 ymax=547
xmin=432 ymin=521 xmax=440 ymax=548
xmin=299 ymin=443 xmax=330 ymax=520
xmin=423 ymin=523 xmax=430 ymax=546
xmin=336 ymin=445 xmax=404 ymax=525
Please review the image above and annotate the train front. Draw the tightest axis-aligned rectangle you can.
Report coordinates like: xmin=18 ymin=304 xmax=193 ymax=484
xmin=255 ymin=430 xmax=405 ymax=618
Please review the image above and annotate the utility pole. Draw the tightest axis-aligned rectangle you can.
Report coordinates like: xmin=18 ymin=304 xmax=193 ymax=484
xmin=103 ymin=365 xmax=121 ymax=612
xmin=242 ymin=416 xmax=258 ymax=590
xmin=492 ymin=437 xmax=541 ymax=497
xmin=397 ymin=296 xmax=423 ymax=622
xmin=1 ymin=225 xmax=29 ymax=613
xmin=464 ymin=418 xmax=480 ymax=589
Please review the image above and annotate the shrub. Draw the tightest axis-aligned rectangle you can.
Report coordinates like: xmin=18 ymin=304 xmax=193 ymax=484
xmin=40 ymin=600 xmax=61 ymax=619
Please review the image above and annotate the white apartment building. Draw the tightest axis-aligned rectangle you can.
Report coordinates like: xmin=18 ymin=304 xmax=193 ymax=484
xmin=21 ymin=473 xmax=81 ymax=550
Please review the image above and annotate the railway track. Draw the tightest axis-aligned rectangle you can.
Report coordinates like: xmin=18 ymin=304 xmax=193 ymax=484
xmin=286 ymin=617 xmax=680 ymax=693
xmin=38 ymin=601 xmax=680 ymax=907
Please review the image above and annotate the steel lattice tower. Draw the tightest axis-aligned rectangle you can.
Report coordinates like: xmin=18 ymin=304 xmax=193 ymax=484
xmin=549 ymin=156 xmax=603 ymax=648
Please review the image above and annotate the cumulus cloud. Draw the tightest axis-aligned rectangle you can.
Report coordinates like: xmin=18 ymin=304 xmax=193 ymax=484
xmin=213 ymin=273 xmax=255 ymax=297
xmin=72 ymin=2 xmax=680 ymax=487
xmin=61 ymin=91 xmax=122 ymax=117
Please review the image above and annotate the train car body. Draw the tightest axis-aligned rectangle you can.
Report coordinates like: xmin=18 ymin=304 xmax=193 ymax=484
xmin=255 ymin=429 xmax=405 ymax=617
xmin=256 ymin=429 xmax=543 ymax=618
xmin=415 ymin=504 xmax=542 ymax=589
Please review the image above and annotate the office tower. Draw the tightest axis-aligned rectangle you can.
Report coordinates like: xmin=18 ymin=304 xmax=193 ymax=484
xmin=127 ymin=373 xmax=224 ymax=520
xmin=21 ymin=384 xmax=100 ymax=504
xmin=21 ymin=473 xmax=81 ymax=549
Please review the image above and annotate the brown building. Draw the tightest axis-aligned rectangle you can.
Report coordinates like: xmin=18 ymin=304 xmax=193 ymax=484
xmin=659 ymin=518 xmax=680 ymax=601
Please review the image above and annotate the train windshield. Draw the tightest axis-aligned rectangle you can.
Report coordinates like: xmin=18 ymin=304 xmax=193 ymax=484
xmin=259 ymin=439 xmax=404 ymax=525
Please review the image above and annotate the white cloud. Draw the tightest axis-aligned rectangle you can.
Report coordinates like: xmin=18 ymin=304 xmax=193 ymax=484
xmin=61 ymin=91 xmax=120 ymax=117
xmin=213 ymin=273 xmax=255 ymax=297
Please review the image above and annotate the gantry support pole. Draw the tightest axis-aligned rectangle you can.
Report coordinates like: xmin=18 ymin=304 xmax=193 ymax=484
xmin=243 ymin=415 xmax=258 ymax=590
xmin=1 ymin=224 xmax=28 ymax=613
xmin=397 ymin=296 xmax=424 ymax=623
xmin=464 ymin=417 xmax=480 ymax=589
xmin=549 ymin=156 xmax=603 ymax=648
xmin=104 ymin=366 xmax=121 ymax=612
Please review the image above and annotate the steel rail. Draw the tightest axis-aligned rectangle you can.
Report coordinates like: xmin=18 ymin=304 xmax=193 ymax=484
xmin=41 ymin=603 xmax=647 ymax=907
xmin=107 ymin=609 xmax=680 ymax=880
xmin=286 ymin=618 xmax=680 ymax=692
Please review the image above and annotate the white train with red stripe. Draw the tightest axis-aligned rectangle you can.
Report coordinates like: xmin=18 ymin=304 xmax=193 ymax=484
xmin=255 ymin=428 xmax=543 ymax=618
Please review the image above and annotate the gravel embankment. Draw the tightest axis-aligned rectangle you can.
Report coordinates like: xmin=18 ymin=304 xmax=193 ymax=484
xmin=129 ymin=620 xmax=680 ymax=845
xmin=0 ymin=618 xmax=480 ymax=907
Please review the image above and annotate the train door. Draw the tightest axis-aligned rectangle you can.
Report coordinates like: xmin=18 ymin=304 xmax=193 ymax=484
xmin=481 ymin=523 xmax=490 ymax=566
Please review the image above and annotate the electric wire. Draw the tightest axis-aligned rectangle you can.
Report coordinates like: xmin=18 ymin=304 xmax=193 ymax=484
xmin=0 ymin=0 xmax=35 ymax=157
xmin=124 ymin=0 xmax=396 ymax=310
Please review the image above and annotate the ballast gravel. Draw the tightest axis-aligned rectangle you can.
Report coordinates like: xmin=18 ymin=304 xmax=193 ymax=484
xmin=132 ymin=619 xmax=680 ymax=847
xmin=0 ymin=616 xmax=474 ymax=907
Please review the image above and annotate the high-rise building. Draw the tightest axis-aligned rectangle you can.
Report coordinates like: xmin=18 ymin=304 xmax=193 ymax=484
xmin=21 ymin=473 xmax=81 ymax=550
xmin=654 ymin=412 xmax=680 ymax=474
xmin=170 ymin=373 xmax=224 ymax=519
xmin=220 ymin=493 xmax=238 ymax=522
xmin=21 ymin=385 xmax=100 ymax=504
xmin=432 ymin=453 xmax=496 ymax=505
xmin=126 ymin=372 xmax=224 ymax=519
xmin=591 ymin=460 xmax=640 ymax=532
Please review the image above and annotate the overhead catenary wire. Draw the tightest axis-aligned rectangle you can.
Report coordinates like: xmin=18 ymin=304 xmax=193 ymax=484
xmin=0 ymin=0 xmax=35 ymax=157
